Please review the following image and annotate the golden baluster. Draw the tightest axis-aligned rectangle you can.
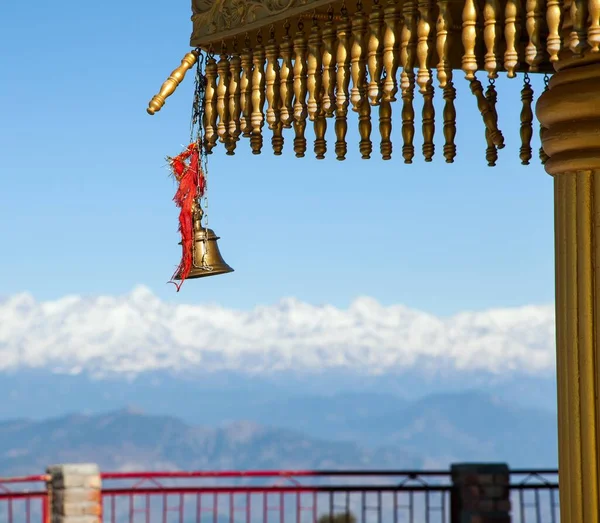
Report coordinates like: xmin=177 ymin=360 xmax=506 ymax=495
xmin=226 ymin=46 xmax=242 ymax=156
xmin=280 ymin=21 xmax=295 ymax=129
xmin=351 ymin=1 xmax=368 ymax=112
xmin=519 ymin=74 xmax=534 ymax=165
xmin=484 ymin=129 xmax=497 ymax=166
xmin=442 ymin=76 xmax=457 ymax=163
xmin=504 ymin=0 xmax=521 ymax=78
xmin=422 ymin=76 xmax=435 ymax=161
xmin=368 ymin=0 xmax=385 ymax=105
xmin=436 ymin=0 xmax=452 ymax=88
xmin=240 ymin=35 xmax=254 ymax=138
xmin=402 ymin=78 xmax=416 ymax=164
xmin=314 ymin=111 xmax=328 ymax=159
xmin=546 ymin=0 xmax=563 ymax=61
xmin=379 ymin=100 xmax=393 ymax=160
xmin=322 ymin=10 xmax=338 ymax=118
xmin=417 ymin=0 xmax=435 ymax=94
xmin=217 ymin=47 xmax=231 ymax=145
xmin=266 ymin=27 xmax=283 ymax=155
xmin=308 ymin=17 xmax=326 ymax=158
xmin=485 ymin=80 xmax=498 ymax=166
xmin=590 ymin=0 xmax=600 ymax=50
xmin=359 ymin=97 xmax=373 ymax=159
xmin=401 ymin=0 xmax=417 ymax=163
xmin=307 ymin=17 xmax=323 ymax=122
xmin=483 ymin=0 xmax=500 ymax=78
xmin=382 ymin=0 xmax=401 ymax=101
xmin=293 ymin=21 xmax=309 ymax=158
xmin=526 ymin=0 xmax=545 ymax=71
xmin=147 ymin=50 xmax=199 ymax=115
xmin=335 ymin=5 xmax=352 ymax=161
xmin=265 ymin=29 xmax=281 ymax=130
xmin=570 ymin=0 xmax=589 ymax=55
xmin=204 ymin=54 xmax=219 ymax=154
xmin=251 ymin=32 xmax=266 ymax=155
xmin=400 ymin=0 xmax=418 ymax=95
xmin=462 ymin=0 xmax=478 ymax=80
xmin=470 ymin=77 xmax=505 ymax=148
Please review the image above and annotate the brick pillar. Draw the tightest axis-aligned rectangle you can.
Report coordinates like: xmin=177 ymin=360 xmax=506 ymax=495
xmin=450 ymin=463 xmax=511 ymax=523
xmin=47 ymin=464 xmax=102 ymax=523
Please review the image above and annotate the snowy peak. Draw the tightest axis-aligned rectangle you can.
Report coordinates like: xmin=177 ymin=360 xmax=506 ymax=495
xmin=0 ymin=288 xmax=556 ymax=376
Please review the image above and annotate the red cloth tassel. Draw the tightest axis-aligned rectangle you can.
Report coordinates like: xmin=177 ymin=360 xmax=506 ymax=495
xmin=168 ymin=143 xmax=205 ymax=291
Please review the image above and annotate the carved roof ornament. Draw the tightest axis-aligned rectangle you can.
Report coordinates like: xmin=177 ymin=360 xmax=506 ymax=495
xmin=191 ymin=0 xmax=332 ymax=44
xmin=147 ymin=0 xmax=600 ymax=168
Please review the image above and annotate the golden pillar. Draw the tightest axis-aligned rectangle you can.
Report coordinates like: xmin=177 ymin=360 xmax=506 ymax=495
xmin=537 ymin=59 xmax=600 ymax=523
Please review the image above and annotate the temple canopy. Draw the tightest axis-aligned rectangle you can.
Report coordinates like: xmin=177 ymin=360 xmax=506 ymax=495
xmin=147 ymin=3 xmax=600 ymax=522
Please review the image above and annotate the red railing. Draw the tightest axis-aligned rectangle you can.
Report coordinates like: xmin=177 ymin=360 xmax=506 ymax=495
xmin=100 ymin=470 xmax=454 ymax=523
xmin=0 ymin=469 xmax=560 ymax=523
xmin=0 ymin=475 xmax=49 ymax=523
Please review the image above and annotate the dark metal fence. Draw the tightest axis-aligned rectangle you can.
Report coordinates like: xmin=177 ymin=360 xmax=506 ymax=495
xmin=100 ymin=469 xmax=559 ymax=523
xmin=510 ymin=470 xmax=559 ymax=523
xmin=0 ymin=469 xmax=560 ymax=523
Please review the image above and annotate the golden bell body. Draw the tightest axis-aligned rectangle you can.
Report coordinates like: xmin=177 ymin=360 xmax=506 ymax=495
xmin=174 ymin=225 xmax=234 ymax=280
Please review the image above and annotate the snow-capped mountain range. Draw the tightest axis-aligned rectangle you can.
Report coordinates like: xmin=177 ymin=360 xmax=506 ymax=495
xmin=0 ymin=285 xmax=556 ymax=377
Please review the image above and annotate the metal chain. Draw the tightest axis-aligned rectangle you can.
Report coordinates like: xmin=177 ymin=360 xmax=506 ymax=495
xmin=190 ymin=50 xmax=212 ymax=270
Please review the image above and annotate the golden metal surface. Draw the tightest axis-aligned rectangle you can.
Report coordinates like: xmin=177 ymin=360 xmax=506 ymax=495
xmin=191 ymin=0 xmax=334 ymax=45
xmin=422 ymin=76 xmax=435 ymax=161
xmin=173 ymin=208 xmax=234 ymax=281
xmin=546 ymin=0 xmax=562 ymax=61
xmin=293 ymin=23 xmax=308 ymax=157
xmin=334 ymin=8 xmax=351 ymax=160
xmin=307 ymin=19 xmax=324 ymax=121
xmin=217 ymin=51 xmax=231 ymax=144
xmin=382 ymin=0 xmax=401 ymax=100
xmin=279 ymin=24 xmax=295 ymax=127
xmin=379 ymin=99 xmax=393 ymax=159
xmin=416 ymin=0 xmax=434 ymax=93
xmin=461 ymin=0 xmax=478 ymax=79
xmin=442 ymin=78 xmax=457 ymax=162
xmin=469 ymin=78 xmax=504 ymax=148
xmin=436 ymin=0 xmax=451 ymax=88
xmin=569 ymin=0 xmax=588 ymax=55
xmin=226 ymin=52 xmax=242 ymax=155
xmin=519 ymin=78 xmax=533 ymax=165
xmin=251 ymin=34 xmax=266 ymax=154
xmin=485 ymin=82 xmax=498 ymax=166
xmin=368 ymin=0 xmax=384 ymax=105
xmin=205 ymin=56 xmax=219 ymax=153
xmin=400 ymin=0 xmax=417 ymax=95
xmin=147 ymin=51 xmax=199 ymax=115
xmin=322 ymin=16 xmax=337 ymax=116
xmin=538 ymin=60 xmax=600 ymax=523
xmin=350 ymin=6 xmax=368 ymax=112
xmin=401 ymin=75 xmax=416 ymax=163
xmin=240 ymin=39 xmax=254 ymax=138
xmin=525 ymin=0 xmax=544 ymax=70
xmin=483 ymin=0 xmax=500 ymax=78
xmin=503 ymin=0 xmax=520 ymax=78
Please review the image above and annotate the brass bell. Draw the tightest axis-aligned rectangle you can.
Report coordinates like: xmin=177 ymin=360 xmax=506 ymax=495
xmin=173 ymin=205 xmax=234 ymax=280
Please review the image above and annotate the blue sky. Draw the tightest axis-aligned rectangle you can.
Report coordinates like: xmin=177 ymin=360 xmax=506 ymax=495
xmin=1 ymin=0 xmax=554 ymax=315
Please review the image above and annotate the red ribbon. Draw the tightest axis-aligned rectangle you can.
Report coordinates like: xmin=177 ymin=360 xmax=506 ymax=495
xmin=168 ymin=143 xmax=205 ymax=291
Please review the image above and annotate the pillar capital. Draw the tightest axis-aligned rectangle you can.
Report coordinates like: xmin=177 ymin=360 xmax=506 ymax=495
xmin=537 ymin=60 xmax=600 ymax=175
